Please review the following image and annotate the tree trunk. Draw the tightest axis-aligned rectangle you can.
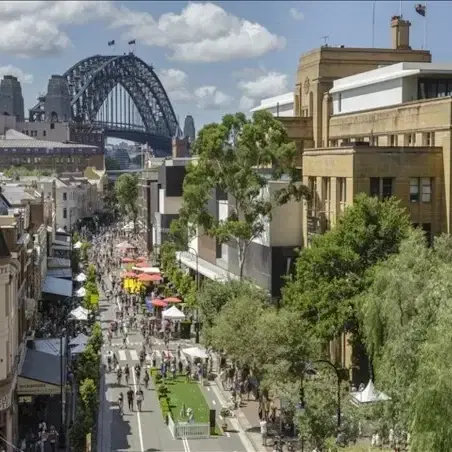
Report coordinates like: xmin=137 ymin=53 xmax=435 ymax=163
xmin=238 ymin=240 xmax=249 ymax=280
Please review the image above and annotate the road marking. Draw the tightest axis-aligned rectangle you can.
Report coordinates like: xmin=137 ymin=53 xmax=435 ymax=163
xmin=182 ymin=437 xmax=191 ymax=452
xmin=212 ymin=399 xmax=216 ymax=405
xmin=118 ymin=350 xmax=126 ymax=361
xmin=130 ymin=349 xmax=138 ymax=361
xmin=132 ymin=360 xmax=145 ymax=452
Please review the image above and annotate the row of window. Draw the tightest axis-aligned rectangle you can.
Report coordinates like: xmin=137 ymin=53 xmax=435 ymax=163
xmin=329 ymin=132 xmax=436 ymax=148
xmin=307 ymin=176 xmax=433 ymax=204
xmin=8 ymin=156 xmax=84 ymax=164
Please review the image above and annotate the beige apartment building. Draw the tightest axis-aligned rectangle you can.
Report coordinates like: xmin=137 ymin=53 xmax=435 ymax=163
xmin=278 ymin=15 xmax=452 ymax=377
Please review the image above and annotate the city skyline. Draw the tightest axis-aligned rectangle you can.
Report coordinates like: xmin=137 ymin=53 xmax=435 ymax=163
xmin=0 ymin=1 xmax=442 ymax=131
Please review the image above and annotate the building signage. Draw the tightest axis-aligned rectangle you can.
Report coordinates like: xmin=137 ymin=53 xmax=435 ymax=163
xmin=17 ymin=377 xmax=60 ymax=396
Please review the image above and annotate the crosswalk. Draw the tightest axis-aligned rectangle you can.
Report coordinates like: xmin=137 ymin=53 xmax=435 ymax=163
xmin=104 ymin=346 xmax=189 ymax=367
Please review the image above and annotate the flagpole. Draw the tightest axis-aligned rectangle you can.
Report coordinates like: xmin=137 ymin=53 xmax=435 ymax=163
xmin=423 ymin=1 xmax=428 ymax=50
xmin=399 ymin=0 xmax=403 ymax=17
xmin=372 ymin=1 xmax=376 ymax=47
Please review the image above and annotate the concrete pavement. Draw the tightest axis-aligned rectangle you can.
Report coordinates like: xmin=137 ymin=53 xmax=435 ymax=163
xmin=97 ymin=275 xmax=252 ymax=452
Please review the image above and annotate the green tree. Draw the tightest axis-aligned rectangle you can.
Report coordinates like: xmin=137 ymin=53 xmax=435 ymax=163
xmin=69 ymin=407 xmax=88 ymax=451
xmin=210 ymin=288 xmax=267 ymax=370
xmin=176 ymin=111 xmax=309 ymax=279
xmin=87 ymin=264 xmax=96 ymax=284
xmin=80 ymin=378 xmax=98 ymax=428
xmin=105 ymin=156 xmax=121 ymax=170
xmin=115 ymin=173 xmax=139 ymax=225
xmin=75 ymin=344 xmax=100 ymax=383
xmin=283 ymin=194 xmax=411 ymax=341
xmin=88 ymin=322 xmax=103 ymax=353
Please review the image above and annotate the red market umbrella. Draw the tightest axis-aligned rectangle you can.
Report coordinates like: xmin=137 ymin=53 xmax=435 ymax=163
xmin=136 ymin=261 xmax=152 ymax=268
xmin=121 ymin=257 xmax=135 ymax=263
xmin=151 ymin=299 xmax=168 ymax=308
xmin=136 ymin=256 xmax=147 ymax=262
xmin=163 ymin=296 xmax=181 ymax=304
xmin=121 ymin=271 xmax=138 ymax=278
xmin=138 ymin=273 xmax=162 ymax=282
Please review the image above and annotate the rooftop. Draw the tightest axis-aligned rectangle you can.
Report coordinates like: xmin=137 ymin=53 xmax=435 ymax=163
xmin=1 ymin=184 xmax=41 ymax=205
xmin=330 ymin=62 xmax=452 ymax=94
xmin=250 ymin=92 xmax=294 ymax=112
xmin=0 ymin=129 xmax=96 ymax=149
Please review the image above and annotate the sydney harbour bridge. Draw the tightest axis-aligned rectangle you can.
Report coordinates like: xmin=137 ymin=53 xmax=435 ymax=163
xmin=29 ymin=53 xmax=179 ymax=153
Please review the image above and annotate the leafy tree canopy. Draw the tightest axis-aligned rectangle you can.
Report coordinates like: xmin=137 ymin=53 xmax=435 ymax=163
xmin=283 ymin=194 xmax=411 ymax=340
xmin=105 ymin=156 xmax=121 ymax=171
xmin=175 ymin=110 xmax=309 ymax=278
xmin=115 ymin=173 xmax=139 ymax=223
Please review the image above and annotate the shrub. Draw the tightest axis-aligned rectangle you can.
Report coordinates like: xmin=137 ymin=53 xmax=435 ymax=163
xmin=157 ymin=384 xmax=168 ymax=398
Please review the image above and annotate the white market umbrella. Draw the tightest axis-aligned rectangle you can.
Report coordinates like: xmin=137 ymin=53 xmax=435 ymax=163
xmin=182 ymin=346 xmax=209 ymax=360
xmin=75 ymin=272 xmax=86 ymax=282
xmin=73 ymin=241 xmax=82 ymax=249
xmin=162 ymin=306 xmax=185 ymax=321
xmin=69 ymin=332 xmax=89 ymax=346
xmin=69 ymin=306 xmax=89 ymax=321
xmin=132 ymin=266 xmax=160 ymax=274
xmin=116 ymin=241 xmax=135 ymax=250
xmin=75 ymin=287 xmax=86 ymax=298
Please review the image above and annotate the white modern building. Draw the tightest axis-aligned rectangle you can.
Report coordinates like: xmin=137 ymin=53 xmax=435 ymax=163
xmin=250 ymin=92 xmax=294 ymax=117
xmin=330 ymin=62 xmax=452 ymax=116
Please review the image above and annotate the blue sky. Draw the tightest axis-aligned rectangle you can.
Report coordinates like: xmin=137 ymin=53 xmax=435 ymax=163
xmin=0 ymin=1 xmax=445 ymax=135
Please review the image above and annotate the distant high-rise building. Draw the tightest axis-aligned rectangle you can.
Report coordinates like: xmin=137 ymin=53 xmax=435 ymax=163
xmin=183 ymin=115 xmax=195 ymax=143
xmin=0 ymin=75 xmax=24 ymax=121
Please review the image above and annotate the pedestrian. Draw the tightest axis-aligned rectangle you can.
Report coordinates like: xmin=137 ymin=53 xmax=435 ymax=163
xmin=127 ymin=386 xmax=134 ymax=411
xmin=48 ymin=426 xmax=59 ymax=452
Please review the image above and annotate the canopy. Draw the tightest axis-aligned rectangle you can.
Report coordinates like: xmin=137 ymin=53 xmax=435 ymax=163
xmin=138 ymin=273 xmax=162 ymax=283
xmin=351 ymin=380 xmax=391 ymax=404
xmin=75 ymin=287 xmax=86 ymax=298
xmin=74 ymin=272 xmax=86 ymax=282
xmin=69 ymin=333 xmax=89 ymax=346
xmin=70 ymin=306 xmax=89 ymax=321
xmin=73 ymin=241 xmax=82 ymax=249
xmin=121 ymin=257 xmax=136 ymax=263
xmin=132 ymin=266 xmax=160 ymax=274
xmin=71 ymin=343 xmax=86 ymax=355
xmin=122 ymin=271 xmax=138 ymax=278
xmin=162 ymin=306 xmax=185 ymax=320
xmin=42 ymin=276 xmax=72 ymax=297
xmin=135 ymin=261 xmax=152 ymax=268
xmin=116 ymin=241 xmax=136 ymax=250
xmin=151 ymin=298 xmax=168 ymax=308
xmin=183 ymin=347 xmax=208 ymax=360
xmin=163 ymin=296 xmax=181 ymax=304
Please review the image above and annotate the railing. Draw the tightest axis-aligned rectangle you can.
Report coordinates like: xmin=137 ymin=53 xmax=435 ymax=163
xmin=167 ymin=414 xmax=210 ymax=439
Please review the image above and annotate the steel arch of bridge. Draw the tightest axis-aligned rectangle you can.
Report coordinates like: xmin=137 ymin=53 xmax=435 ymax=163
xmin=31 ymin=54 xmax=179 ymax=139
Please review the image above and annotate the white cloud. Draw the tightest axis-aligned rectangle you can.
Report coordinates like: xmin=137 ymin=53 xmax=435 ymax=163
xmin=239 ymin=96 xmax=255 ymax=111
xmin=0 ymin=65 xmax=33 ymax=84
xmin=238 ymin=72 xmax=289 ymax=99
xmin=289 ymin=7 xmax=304 ymax=21
xmin=112 ymin=2 xmax=286 ymax=62
xmin=194 ymin=86 xmax=233 ymax=110
xmin=0 ymin=1 xmax=285 ymax=62
xmin=157 ymin=69 xmax=193 ymax=102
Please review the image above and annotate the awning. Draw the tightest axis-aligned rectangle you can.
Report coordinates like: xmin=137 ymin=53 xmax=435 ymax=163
xmin=18 ymin=349 xmax=61 ymax=395
xmin=33 ymin=339 xmax=62 ymax=356
xmin=69 ymin=333 xmax=89 ymax=347
xmin=74 ymin=272 xmax=86 ymax=282
xmin=47 ymin=268 xmax=72 ymax=279
xmin=75 ymin=287 xmax=86 ymax=298
xmin=70 ymin=306 xmax=89 ymax=320
xmin=42 ymin=276 xmax=72 ymax=297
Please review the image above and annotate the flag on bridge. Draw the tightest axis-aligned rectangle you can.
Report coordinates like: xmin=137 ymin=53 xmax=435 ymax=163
xmin=415 ymin=4 xmax=426 ymax=16
xmin=108 ymin=40 xmax=115 ymax=46
xmin=128 ymin=39 xmax=136 ymax=45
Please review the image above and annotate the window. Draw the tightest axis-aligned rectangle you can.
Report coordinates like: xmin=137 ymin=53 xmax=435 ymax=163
xmin=370 ymin=177 xmax=393 ymax=199
xmin=63 ymin=208 xmax=67 ymax=219
xmin=330 ymin=139 xmax=338 ymax=147
xmin=322 ymin=177 xmax=331 ymax=210
xmin=370 ymin=178 xmax=380 ymax=198
xmin=338 ymin=93 xmax=342 ymax=113
xmin=389 ymin=135 xmax=398 ymax=146
xmin=216 ymin=239 xmax=222 ymax=259
xmin=338 ymin=178 xmax=347 ymax=204
xmin=308 ymin=177 xmax=317 ymax=212
xmin=370 ymin=135 xmax=379 ymax=146
xmin=50 ymin=123 xmax=55 ymax=130
xmin=410 ymin=178 xmax=420 ymax=202
xmin=43 ymin=130 xmax=46 ymax=137
xmin=422 ymin=132 xmax=435 ymax=146
xmin=421 ymin=178 xmax=432 ymax=203
xmin=63 ymin=192 xmax=67 ymax=201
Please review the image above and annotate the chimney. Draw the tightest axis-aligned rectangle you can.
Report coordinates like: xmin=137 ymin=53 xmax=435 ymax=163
xmin=391 ymin=15 xmax=411 ymax=50
xmin=171 ymin=137 xmax=189 ymax=158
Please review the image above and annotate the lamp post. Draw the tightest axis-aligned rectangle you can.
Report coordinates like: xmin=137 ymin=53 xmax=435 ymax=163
xmin=186 ymin=247 xmax=199 ymax=343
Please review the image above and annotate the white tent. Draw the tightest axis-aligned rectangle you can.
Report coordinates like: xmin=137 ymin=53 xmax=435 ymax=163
xmin=73 ymin=241 xmax=82 ymax=249
xmin=69 ymin=333 xmax=89 ymax=346
xmin=116 ymin=241 xmax=135 ymax=250
xmin=123 ymin=221 xmax=134 ymax=232
xmin=69 ymin=306 xmax=89 ymax=321
xmin=132 ymin=266 xmax=160 ymax=274
xmin=351 ymin=380 xmax=391 ymax=404
xmin=162 ymin=306 xmax=185 ymax=320
xmin=75 ymin=287 xmax=86 ymax=298
xmin=183 ymin=346 xmax=209 ymax=360
xmin=75 ymin=272 xmax=86 ymax=282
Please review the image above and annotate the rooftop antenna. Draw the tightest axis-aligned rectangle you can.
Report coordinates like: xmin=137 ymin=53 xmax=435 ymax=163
xmin=321 ymin=35 xmax=329 ymax=46
xmin=372 ymin=1 xmax=376 ymax=47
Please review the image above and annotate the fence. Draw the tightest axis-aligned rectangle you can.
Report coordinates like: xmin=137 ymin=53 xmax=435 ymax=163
xmin=167 ymin=414 xmax=210 ymax=439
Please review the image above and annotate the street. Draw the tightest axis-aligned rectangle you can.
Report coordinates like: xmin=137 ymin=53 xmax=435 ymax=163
xmin=97 ymin=276 xmax=251 ymax=452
